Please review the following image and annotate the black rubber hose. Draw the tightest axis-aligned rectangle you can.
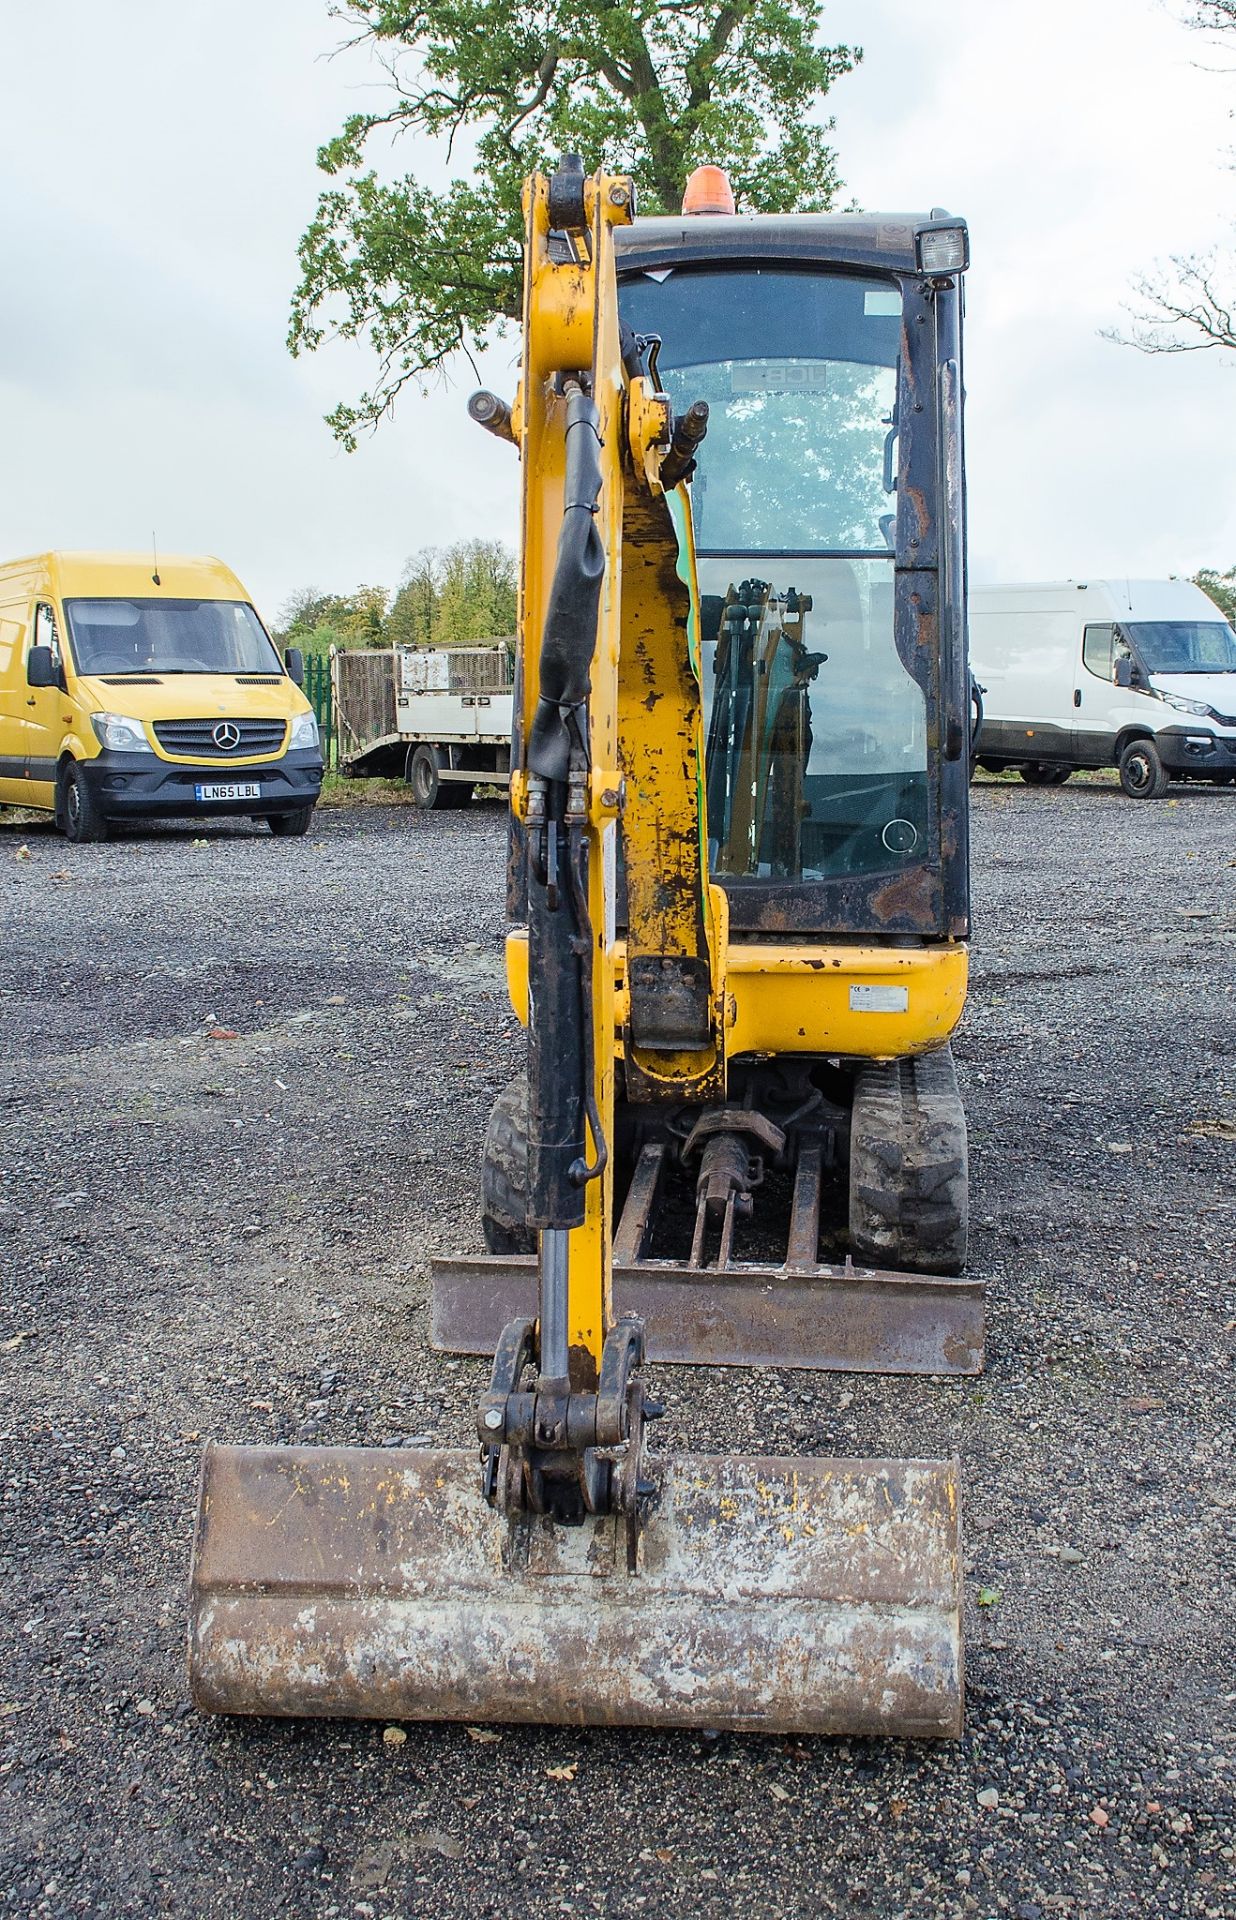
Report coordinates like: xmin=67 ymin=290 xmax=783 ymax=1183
xmin=565 ymin=817 xmax=608 ymax=1188
xmin=527 ymin=386 xmax=605 ymax=784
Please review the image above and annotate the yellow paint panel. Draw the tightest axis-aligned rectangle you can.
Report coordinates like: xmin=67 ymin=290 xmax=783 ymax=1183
xmin=725 ymin=942 xmax=967 ymax=1059
xmin=507 ymin=929 xmax=967 ymax=1062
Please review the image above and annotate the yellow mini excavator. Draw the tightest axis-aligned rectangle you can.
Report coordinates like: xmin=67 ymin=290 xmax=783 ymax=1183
xmin=189 ymin=159 xmax=979 ymax=1737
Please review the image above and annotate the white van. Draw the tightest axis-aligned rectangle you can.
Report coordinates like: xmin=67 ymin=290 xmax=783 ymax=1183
xmin=970 ymin=579 xmax=1236 ymax=797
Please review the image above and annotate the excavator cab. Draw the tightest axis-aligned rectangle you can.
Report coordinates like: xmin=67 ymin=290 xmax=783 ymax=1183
xmin=617 ymin=222 xmax=969 ymax=913
xmin=189 ymin=166 xmax=978 ymax=1738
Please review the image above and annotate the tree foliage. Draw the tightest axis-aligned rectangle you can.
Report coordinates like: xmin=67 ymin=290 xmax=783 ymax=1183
xmin=291 ymin=0 xmax=859 ymax=444
xmin=384 ymin=552 xmax=440 ymax=648
xmin=1195 ymin=564 xmax=1236 ymax=620
xmin=388 ymin=539 xmax=517 ymax=644
xmin=275 ymin=584 xmax=390 ymax=653
xmin=1181 ymin=2 xmax=1236 ymax=32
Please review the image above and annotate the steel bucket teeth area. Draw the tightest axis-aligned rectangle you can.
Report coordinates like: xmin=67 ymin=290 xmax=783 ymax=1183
xmin=189 ymin=1443 xmax=963 ymax=1737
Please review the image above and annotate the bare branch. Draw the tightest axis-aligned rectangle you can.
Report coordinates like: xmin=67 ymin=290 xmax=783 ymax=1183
xmin=1110 ymin=3 xmax=1236 ymax=354
xmin=1110 ymin=250 xmax=1236 ymax=353
xmin=497 ymin=48 xmax=561 ymax=151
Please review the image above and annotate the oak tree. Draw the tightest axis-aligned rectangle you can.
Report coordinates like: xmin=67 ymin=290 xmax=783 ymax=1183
xmin=291 ymin=0 xmax=858 ymax=444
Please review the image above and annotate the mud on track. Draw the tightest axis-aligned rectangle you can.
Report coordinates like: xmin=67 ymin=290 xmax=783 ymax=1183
xmin=1 ymin=783 xmax=1233 ymax=1919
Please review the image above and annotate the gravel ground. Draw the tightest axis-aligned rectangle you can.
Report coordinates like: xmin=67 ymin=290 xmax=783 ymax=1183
xmin=1 ymin=781 xmax=1233 ymax=1920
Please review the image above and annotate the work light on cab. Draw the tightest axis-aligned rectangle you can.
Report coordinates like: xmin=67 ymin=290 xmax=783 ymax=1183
xmin=916 ymin=223 xmax=969 ymax=275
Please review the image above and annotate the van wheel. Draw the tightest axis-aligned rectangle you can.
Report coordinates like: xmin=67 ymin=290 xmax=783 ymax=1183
xmin=1019 ymin=761 xmax=1070 ymax=786
xmin=408 ymin=744 xmax=443 ymax=808
xmin=60 ymin=762 xmax=109 ymax=843
xmin=1119 ymin=738 xmax=1169 ymax=799
xmin=267 ymin=807 xmax=314 ymax=837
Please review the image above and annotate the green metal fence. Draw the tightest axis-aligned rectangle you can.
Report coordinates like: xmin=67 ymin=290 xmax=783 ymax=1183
xmin=303 ymin=653 xmax=335 ymax=769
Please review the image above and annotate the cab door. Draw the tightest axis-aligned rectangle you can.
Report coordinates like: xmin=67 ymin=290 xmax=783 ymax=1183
xmin=1072 ymin=622 xmax=1118 ymax=765
xmin=24 ymin=601 xmax=65 ymax=806
xmin=0 ymin=605 xmax=29 ymax=803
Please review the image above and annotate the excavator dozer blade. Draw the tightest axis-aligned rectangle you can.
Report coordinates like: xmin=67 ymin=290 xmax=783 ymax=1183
xmin=189 ymin=1442 xmax=963 ymax=1737
xmin=432 ymin=1254 xmax=984 ymax=1376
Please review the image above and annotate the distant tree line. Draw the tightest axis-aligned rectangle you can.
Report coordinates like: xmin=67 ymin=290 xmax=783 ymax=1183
xmin=275 ymin=539 xmax=516 ymax=654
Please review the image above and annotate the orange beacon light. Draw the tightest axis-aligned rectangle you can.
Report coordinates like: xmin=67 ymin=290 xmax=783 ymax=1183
xmin=682 ymin=165 xmax=735 ymax=215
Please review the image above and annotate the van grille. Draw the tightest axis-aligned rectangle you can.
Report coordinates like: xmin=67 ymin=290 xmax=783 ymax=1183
xmin=152 ymin=718 xmax=287 ymax=758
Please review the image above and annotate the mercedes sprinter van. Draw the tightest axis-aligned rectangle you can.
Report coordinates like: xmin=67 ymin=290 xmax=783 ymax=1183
xmin=0 ymin=552 xmax=323 ymax=840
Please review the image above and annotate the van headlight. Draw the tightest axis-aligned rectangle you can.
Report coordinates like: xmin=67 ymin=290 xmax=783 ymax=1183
xmin=1161 ymin=692 xmax=1215 ymax=718
xmin=290 ymin=711 xmax=320 ymax=750
xmin=91 ymin=713 xmax=153 ymax=753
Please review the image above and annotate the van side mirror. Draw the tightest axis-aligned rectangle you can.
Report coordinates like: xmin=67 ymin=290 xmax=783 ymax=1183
xmin=284 ymin=646 xmax=304 ymax=687
xmin=1114 ymin=656 xmax=1134 ymax=690
xmin=27 ymin=644 xmax=57 ymax=689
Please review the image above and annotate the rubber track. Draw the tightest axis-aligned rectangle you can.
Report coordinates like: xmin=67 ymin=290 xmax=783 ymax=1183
xmin=480 ymin=1076 xmax=535 ymax=1255
xmin=848 ymin=1045 xmax=969 ymax=1275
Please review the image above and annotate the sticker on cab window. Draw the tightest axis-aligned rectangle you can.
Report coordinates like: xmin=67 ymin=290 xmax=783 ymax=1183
xmin=729 ymin=361 xmax=831 ymax=394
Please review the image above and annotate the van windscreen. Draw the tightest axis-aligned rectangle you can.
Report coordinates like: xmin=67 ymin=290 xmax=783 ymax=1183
xmin=64 ymin=599 xmax=282 ymax=676
xmin=1126 ymin=621 xmax=1236 ymax=674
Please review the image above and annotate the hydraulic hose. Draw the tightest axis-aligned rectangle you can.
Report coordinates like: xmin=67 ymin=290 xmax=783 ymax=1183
xmin=565 ymin=816 xmax=608 ymax=1187
xmin=527 ymin=384 xmax=604 ymax=785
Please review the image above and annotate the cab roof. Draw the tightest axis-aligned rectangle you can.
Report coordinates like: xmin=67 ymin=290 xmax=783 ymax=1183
xmin=0 ymin=552 xmax=249 ymax=602
xmin=614 ymin=210 xmax=966 ymax=280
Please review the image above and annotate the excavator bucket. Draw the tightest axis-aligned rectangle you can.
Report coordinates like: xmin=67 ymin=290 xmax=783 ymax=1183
xmin=189 ymin=1441 xmax=963 ymax=1736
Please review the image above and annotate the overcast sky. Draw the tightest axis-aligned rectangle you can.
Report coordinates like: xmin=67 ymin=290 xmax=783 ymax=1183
xmin=2 ymin=0 xmax=1234 ymax=621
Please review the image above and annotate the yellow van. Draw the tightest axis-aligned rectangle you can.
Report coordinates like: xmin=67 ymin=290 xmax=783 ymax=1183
xmin=0 ymin=552 xmax=323 ymax=841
